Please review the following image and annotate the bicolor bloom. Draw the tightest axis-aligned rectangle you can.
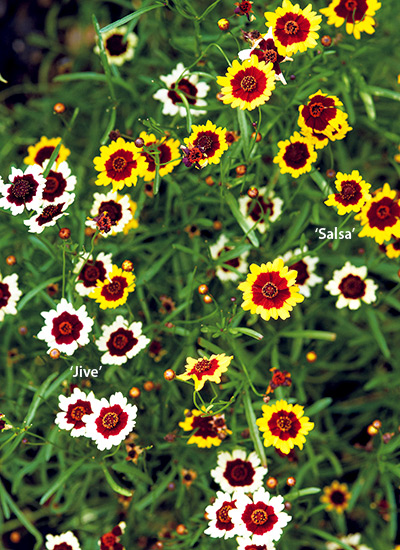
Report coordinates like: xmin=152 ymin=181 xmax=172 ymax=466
xmin=84 ymin=392 xmax=138 ymax=451
xmin=37 ymin=298 xmax=94 ymax=355
xmin=0 ymin=273 xmax=22 ymax=322
xmin=45 ymin=531 xmax=81 ymax=550
xmin=86 ymin=191 xmax=133 ymax=237
xmin=42 ymin=161 xmax=77 ymax=203
xmin=238 ymin=187 xmax=283 ymax=233
xmin=179 ymin=409 xmax=231 ymax=448
xmin=264 ymin=0 xmax=322 ymax=57
xmin=24 ymin=136 xmax=70 ymax=167
xmin=99 ymin=521 xmax=126 ymax=550
xmin=89 ymin=265 xmax=136 ymax=309
xmin=325 ymin=170 xmax=371 ymax=215
xmin=266 ymin=368 xmax=292 ymax=394
xmin=184 ymin=121 xmax=228 ymax=166
xmin=96 ymin=315 xmax=150 ymax=365
xmin=24 ymin=194 xmax=75 ymax=234
xmin=320 ymin=0 xmax=381 ymax=40
xmin=0 ymin=165 xmax=46 ymax=215
xmin=385 ymin=239 xmax=400 ymax=259
xmin=153 ymin=62 xmax=210 ymax=117
xmin=326 ymin=533 xmax=372 ymax=550
xmin=238 ymin=259 xmax=304 ymax=321
xmin=234 ymin=0 xmax=255 ymax=20
xmin=210 ymin=234 xmax=250 ymax=282
xmin=93 ymin=137 xmax=146 ymax=192
xmin=230 ymin=488 xmax=291 ymax=544
xmin=74 ymin=252 xmax=113 ymax=297
xmin=256 ymin=399 xmax=314 ymax=454
xmin=237 ymin=537 xmax=276 ymax=550
xmin=204 ymin=491 xmax=238 ymax=539
xmin=298 ymin=90 xmax=349 ymax=139
xmin=273 ymin=132 xmax=317 ymax=178
xmin=95 ymin=26 xmax=138 ymax=66
xmin=280 ymin=246 xmax=322 ymax=298
xmin=300 ymin=117 xmax=352 ymax=148
xmin=324 ymin=262 xmax=378 ymax=310
xmin=321 ymin=480 xmax=351 ymax=514
xmin=55 ymin=387 xmax=97 ymax=437
xmin=211 ymin=449 xmax=268 ymax=494
xmin=177 ymin=353 xmax=233 ymax=391
xmin=216 ymin=55 xmax=276 ymax=111
xmin=138 ymin=131 xmax=181 ymax=181
xmin=355 ymin=183 xmax=400 ymax=244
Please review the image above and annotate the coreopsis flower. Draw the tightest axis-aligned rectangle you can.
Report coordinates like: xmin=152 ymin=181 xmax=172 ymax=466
xmin=159 ymin=294 xmax=176 ymax=314
xmin=24 ymin=194 xmax=75 ymax=234
xmin=99 ymin=521 xmax=126 ymax=550
xmin=95 ymin=25 xmax=138 ymax=65
xmin=229 ymin=488 xmax=291 ymax=544
xmin=297 ymin=90 xmax=350 ymax=139
xmin=385 ymin=239 xmax=400 ymax=259
xmin=181 ymin=143 xmax=208 ymax=169
xmin=55 ymin=387 xmax=97 ymax=437
xmin=122 ymin=197 xmax=139 ymax=234
xmin=24 ymin=136 xmax=70 ymax=167
xmin=181 ymin=468 xmax=197 ymax=488
xmin=324 ymin=262 xmax=378 ymax=310
xmin=326 ymin=533 xmax=372 ymax=550
xmin=183 ymin=121 xmax=228 ymax=166
xmin=138 ymin=131 xmax=181 ymax=181
xmin=89 ymin=264 xmax=136 ymax=309
xmin=325 ymin=170 xmax=371 ymax=215
xmin=45 ymin=531 xmax=81 ymax=550
xmin=238 ymin=259 xmax=304 ymax=321
xmin=238 ymin=187 xmax=283 ymax=233
xmin=256 ymin=399 xmax=314 ymax=454
xmin=179 ymin=409 xmax=232 ymax=448
xmin=280 ymin=246 xmax=323 ymax=298
xmin=42 ymin=161 xmax=77 ymax=203
xmin=0 ymin=413 xmax=12 ymax=432
xmin=37 ymin=298 xmax=94 ymax=355
xmin=266 ymin=368 xmax=292 ymax=394
xmin=148 ymin=339 xmax=167 ymax=362
xmin=321 ymin=480 xmax=351 ymax=514
xmin=0 ymin=273 xmax=22 ymax=322
xmin=355 ymin=183 xmax=400 ymax=244
xmin=74 ymin=252 xmax=113 ymax=297
xmin=84 ymin=392 xmax=138 ymax=451
xmin=237 ymin=537 xmax=276 ymax=550
xmin=93 ymin=137 xmax=147 ymax=192
xmin=216 ymin=56 xmax=276 ymax=111
xmin=125 ymin=433 xmax=143 ymax=464
xmin=234 ymin=0 xmax=255 ymax=20
xmin=238 ymin=27 xmax=293 ymax=85
xmin=204 ymin=492 xmax=238 ymax=539
xmin=320 ymin=0 xmax=381 ymax=40
xmin=96 ymin=315 xmax=150 ymax=365
xmin=210 ymin=234 xmax=250 ymax=282
xmin=86 ymin=191 xmax=133 ymax=237
xmin=264 ymin=0 xmax=322 ymax=57
xmin=273 ymin=132 xmax=317 ymax=178
xmin=0 ymin=165 xmax=46 ymax=215
xmin=176 ymin=353 xmax=233 ymax=391
xmin=211 ymin=449 xmax=268 ymax=493
xmin=153 ymin=62 xmax=210 ymax=117
xmin=300 ymin=117 xmax=352 ymax=148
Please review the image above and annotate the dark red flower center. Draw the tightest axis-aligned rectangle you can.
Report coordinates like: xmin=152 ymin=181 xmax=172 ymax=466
xmin=105 ymin=34 xmax=128 ymax=56
xmin=112 ymin=156 xmax=128 ymax=171
xmin=338 ymin=274 xmax=366 ymax=299
xmin=45 ymin=176 xmax=59 ymax=193
xmin=53 ymin=544 xmax=73 ymax=550
xmin=251 ymin=509 xmax=268 ymax=525
xmin=113 ymin=334 xmax=128 ymax=349
xmin=345 ymin=0 xmax=357 ymax=10
xmin=310 ymin=102 xmax=324 ymax=117
xmin=239 ymin=1 xmax=252 ymax=13
xmin=0 ymin=282 xmax=11 ymax=308
xmin=168 ymin=78 xmax=198 ymax=106
xmin=262 ymin=282 xmax=278 ymax=298
xmin=59 ymin=321 xmax=73 ymax=335
xmin=102 ymin=411 xmax=119 ymax=429
xmin=276 ymin=415 xmax=292 ymax=431
xmin=108 ymin=281 xmax=121 ymax=294
xmin=217 ymin=505 xmax=233 ymax=523
xmin=84 ymin=265 xmax=100 ymax=282
xmin=187 ymin=147 xmax=204 ymax=163
xmin=377 ymin=205 xmax=390 ymax=219
xmin=194 ymin=358 xmax=211 ymax=373
xmin=241 ymin=75 xmax=257 ymax=92
xmin=268 ymin=410 xmax=301 ymax=440
xmin=290 ymin=259 xmax=309 ymax=285
xmin=283 ymin=142 xmax=310 ymax=170
xmin=224 ymin=458 xmax=255 ymax=486
xmin=12 ymin=178 xmax=32 ymax=198
xmin=52 ymin=311 xmax=83 ymax=345
xmin=247 ymin=195 xmax=274 ymax=223
xmin=35 ymin=146 xmax=56 ymax=166
xmin=196 ymin=135 xmax=214 ymax=152
xmin=66 ymin=399 xmax=92 ymax=428
xmin=335 ymin=0 xmax=367 ymax=22
xmin=107 ymin=328 xmax=138 ymax=356
xmin=43 ymin=170 xmax=68 ymax=201
xmin=264 ymin=49 xmax=278 ymax=63
xmin=98 ymin=200 xmax=122 ymax=224
xmin=284 ymin=20 xmax=299 ymax=34
xmin=242 ymin=502 xmax=278 ymax=534
xmin=40 ymin=204 xmax=59 ymax=220
xmin=330 ymin=489 xmax=346 ymax=505
xmin=341 ymin=182 xmax=356 ymax=199
xmin=71 ymin=405 xmax=86 ymax=421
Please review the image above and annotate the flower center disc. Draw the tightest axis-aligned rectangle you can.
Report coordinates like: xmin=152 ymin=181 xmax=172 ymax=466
xmin=264 ymin=49 xmax=277 ymax=63
xmin=217 ymin=505 xmax=232 ymax=523
xmin=107 ymin=280 xmax=121 ymax=294
xmin=196 ymin=135 xmax=213 ymax=151
xmin=41 ymin=205 xmax=58 ymax=219
xmin=112 ymin=156 xmax=128 ymax=171
xmin=345 ymin=0 xmax=357 ymax=10
xmin=284 ymin=20 xmax=299 ymax=35
xmin=45 ymin=176 xmax=59 ymax=193
xmin=330 ymin=489 xmax=346 ymax=504
xmin=341 ymin=183 xmax=356 ymax=199
xmin=231 ymin=464 xmax=248 ymax=481
xmin=59 ymin=321 xmax=73 ymax=335
xmin=188 ymin=147 xmax=203 ymax=162
xmin=377 ymin=205 xmax=390 ymax=219
xmin=310 ymin=102 xmax=325 ymax=117
xmin=251 ymin=509 xmax=268 ymax=525
xmin=262 ymin=282 xmax=278 ymax=298
xmin=102 ymin=411 xmax=119 ymax=429
xmin=194 ymin=359 xmax=211 ymax=373
xmin=113 ymin=334 xmax=128 ymax=349
xmin=12 ymin=178 xmax=31 ymax=198
xmin=71 ymin=406 xmax=85 ymax=421
xmin=240 ymin=75 xmax=257 ymax=92
xmin=102 ymin=532 xmax=117 ymax=547
xmin=277 ymin=415 xmax=292 ymax=431
xmin=85 ymin=265 xmax=100 ymax=282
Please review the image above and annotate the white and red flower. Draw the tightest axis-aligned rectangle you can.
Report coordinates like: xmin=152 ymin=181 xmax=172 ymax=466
xmin=210 ymin=235 xmax=250 ymax=282
xmin=99 ymin=521 xmax=126 ymax=550
xmin=45 ymin=531 xmax=81 ymax=550
xmin=239 ymin=188 xmax=283 ymax=233
xmin=55 ymin=387 xmax=98 ymax=437
xmin=204 ymin=491 xmax=238 ymax=539
xmin=211 ymin=449 xmax=268 ymax=493
xmin=96 ymin=315 xmax=150 ymax=365
xmin=0 ymin=273 xmax=22 ymax=322
xmin=86 ymin=191 xmax=132 ymax=237
xmin=325 ymin=262 xmax=378 ymax=310
xmin=237 ymin=537 xmax=276 ymax=550
xmin=0 ymin=165 xmax=46 ymax=215
xmin=24 ymin=193 xmax=75 ymax=234
xmin=42 ymin=161 xmax=77 ymax=203
xmin=280 ymin=246 xmax=322 ymax=298
xmin=74 ymin=252 xmax=113 ymax=297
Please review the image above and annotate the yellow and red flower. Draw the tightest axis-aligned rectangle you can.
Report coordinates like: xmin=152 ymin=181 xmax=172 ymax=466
xmin=24 ymin=136 xmax=70 ymax=167
xmin=184 ymin=121 xmax=228 ymax=165
xmin=320 ymin=0 xmax=381 ymax=40
xmin=325 ymin=170 xmax=371 ymax=215
xmin=139 ymin=132 xmax=181 ymax=182
xmin=298 ymin=90 xmax=349 ymax=139
xmin=176 ymin=353 xmax=233 ymax=391
xmin=355 ymin=183 xmax=400 ymax=244
xmin=179 ymin=409 xmax=232 ymax=448
xmin=321 ymin=480 xmax=351 ymax=514
xmin=274 ymin=132 xmax=317 ymax=178
xmin=89 ymin=265 xmax=136 ymax=309
xmin=385 ymin=239 xmax=400 ymax=259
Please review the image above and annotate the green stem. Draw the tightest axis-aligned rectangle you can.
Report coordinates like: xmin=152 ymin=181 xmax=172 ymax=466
xmin=62 ymin=240 xmax=66 ymax=299
xmin=243 ymin=388 xmax=267 ymax=468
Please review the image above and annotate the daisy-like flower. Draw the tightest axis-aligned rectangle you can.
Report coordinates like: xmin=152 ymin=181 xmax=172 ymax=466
xmin=355 ymin=183 xmax=400 ymax=244
xmin=210 ymin=235 xmax=250 ymax=282
xmin=45 ymin=531 xmax=81 ymax=550
xmin=84 ymin=392 xmax=137 ymax=451
xmin=326 ymin=533 xmax=372 ymax=550
xmin=234 ymin=0 xmax=255 ymax=21
xmin=280 ymin=246 xmax=323 ymax=298
xmin=86 ymin=191 xmax=133 ymax=237
xmin=93 ymin=137 xmax=147 ymax=192
xmin=325 ymin=170 xmax=371 ymax=215
xmin=37 ymin=298 xmax=94 ymax=355
xmin=321 ymin=480 xmax=351 ymax=514
xmin=238 ymin=187 xmax=283 ymax=234
xmin=256 ymin=399 xmax=314 ymax=454
xmin=55 ymin=387 xmax=97 ymax=437
xmin=183 ymin=121 xmax=228 ymax=166
xmin=99 ymin=521 xmax=126 ymax=550
xmin=122 ymin=197 xmax=139 ymax=234
xmin=265 ymin=0 xmax=321 ymax=57
xmin=324 ymin=261 xmax=378 ymax=310
xmin=95 ymin=25 xmax=138 ymax=66
xmin=266 ymin=368 xmax=292 ymax=394
xmin=273 ymin=132 xmax=317 ymax=178
xmin=237 ymin=537 xmax=276 ymax=550
xmin=89 ymin=265 xmax=135 ymax=310
xmin=176 ymin=353 xmax=233 ymax=391
xmin=238 ymin=258 xmax=304 ymax=321
xmin=24 ymin=136 xmax=70 ymax=167
xmin=211 ymin=449 xmax=268 ymax=494
xmin=301 ymin=117 xmax=352 ymax=148
xmin=181 ymin=468 xmax=197 ymax=488
xmin=24 ymin=194 xmax=75 ymax=234
xmin=0 ymin=165 xmax=46 ymax=215
xmin=0 ymin=273 xmax=22 ymax=322
xmin=204 ymin=491 xmax=238 ymax=539
xmin=179 ymin=409 xmax=232 ymax=448
xmin=42 ymin=161 xmax=76 ymax=203
xmin=96 ymin=315 xmax=150 ymax=365
xmin=74 ymin=252 xmax=113 ymax=297
xmin=153 ymin=62 xmax=210 ymax=117
xmin=139 ymin=131 xmax=181 ymax=182
xmin=216 ymin=55 xmax=276 ymax=111
xmin=320 ymin=0 xmax=381 ymax=40
xmin=385 ymin=239 xmax=400 ymax=259
xmin=298 ymin=90 xmax=349 ymax=138
xmin=230 ymin=488 xmax=291 ymax=544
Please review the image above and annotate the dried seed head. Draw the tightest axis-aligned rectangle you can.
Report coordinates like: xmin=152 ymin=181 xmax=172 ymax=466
xmin=18 ymin=325 xmax=28 ymax=335
xmin=267 ymin=477 xmax=278 ymax=489
xmin=109 ymin=129 xmax=121 ymax=141
xmin=251 ymin=132 xmax=262 ymax=142
xmin=236 ymin=164 xmax=247 ymax=176
xmin=176 ymin=525 xmax=187 ymax=535
xmin=135 ymin=137 xmax=145 ymax=148
xmin=372 ymin=419 xmax=382 ymax=430
xmin=286 ymin=476 xmax=296 ymax=487
xmin=213 ymin=220 xmax=222 ymax=230
xmin=143 ymin=380 xmax=155 ymax=392
xmin=321 ymin=35 xmax=332 ymax=47
xmin=367 ymin=424 xmax=379 ymax=436
xmin=326 ymin=169 xmax=336 ymax=179
xmin=205 ymin=176 xmax=215 ymax=186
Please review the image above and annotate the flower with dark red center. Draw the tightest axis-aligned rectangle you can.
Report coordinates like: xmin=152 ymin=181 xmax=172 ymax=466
xmin=211 ymin=449 xmax=268 ymax=493
xmin=280 ymin=246 xmax=322 ymax=297
xmin=0 ymin=273 xmax=22 ymax=322
xmin=355 ymin=183 xmax=400 ymax=244
xmin=237 ymin=538 xmax=275 ymax=550
xmin=86 ymin=191 xmax=133 ymax=237
xmin=95 ymin=25 xmax=138 ymax=66
xmin=320 ymin=0 xmax=381 ymax=40
xmin=265 ymin=0 xmax=322 ymax=56
xmin=159 ymin=294 xmax=176 ymax=314
xmin=298 ymin=90 xmax=349 ymax=137
xmin=183 ymin=121 xmax=228 ymax=165
xmin=385 ymin=239 xmax=400 ymax=259
xmin=181 ymin=468 xmax=197 ymax=487
xmin=205 ymin=492 xmax=238 ymax=539
xmin=325 ymin=170 xmax=371 ymax=214
xmin=239 ymin=187 xmax=283 ymax=233
xmin=274 ymin=132 xmax=317 ymax=178
xmin=99 ymin=521 xmax=126 ymax=550
xmin=55 ymin=387 xmax=97 ymax=437
xmin=180 ymin=144 xmax=208 ymax=169
xmin=44 ymin=531 xmax=81 ymax=550
xmin=0 ymin=165 xmax=46 ymax=215
xmin=326 ymin=532 xmax=372 ymax=550
xmin=24 ymin=194 xmax=75 ymax=234
xmin=42 ymin=161 xmax=76 ymax=203
xmin=24 ymin=136 xmax=70 ymax=167
xmin=84 ymin=392 xmax=137 ymax=451
xmin=179 ymin=409 xmax=232 ymax=448
xmin=138 ymin=131 xmax=181 ymax=181
xmin=96 ymin=315 xmax=150 ymax=365
xmin=234 ymin=0 xmax=254 ymax=20
xmin=266 ymin=368 xmax=292 ymax=394
xmin=325 ymin=261 xmax=378 ymax=310
xmin=210 ymin=234 xmax=250 ymax=282
xmin=38 ymin=298 xmax=94 ymax=356
xmin=74 ymin=252 xmax=113 ymax=297
xmin=177 ymin=353 xmax=233 ymax=391
xmin=148 ymin=339 xmax=167 ymax=362
xmin=321 ymin=480 xmax=351 ymax=514
xmin=89 ymin=265 xmax=136 ymax=309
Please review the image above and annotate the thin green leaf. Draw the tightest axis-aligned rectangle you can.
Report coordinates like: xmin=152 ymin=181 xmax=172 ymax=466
xmin=237 ymin=109 xmax=250 ymax=160
xmin=101 ymin=463 xmax=133 ymax=497
xmin=243 ymin=389 xmax=267 ymax=468
xmin=302 ymin=526 xmax=356 ymax=550
xmin=365 ymin=307 xmax=391 ymax=358
xmin=225 ymin=192 xmax=259 ymax=247
xmin=280 ymin=330 xmax=336 ymax=341
xmin=100 ymin=3 xmax=165 ymax=33
xmin=285 ymin=487 xmax=321 ymax=501
xmin=305 ymin=397 xmax=332 ymax=416
xmin=229 ymin=327 xmax=264 ymax=340
xmin=39 ymin=457 xmax=86 ymax=504
xmin=366 ymin=85 xmax=400 ymax=102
